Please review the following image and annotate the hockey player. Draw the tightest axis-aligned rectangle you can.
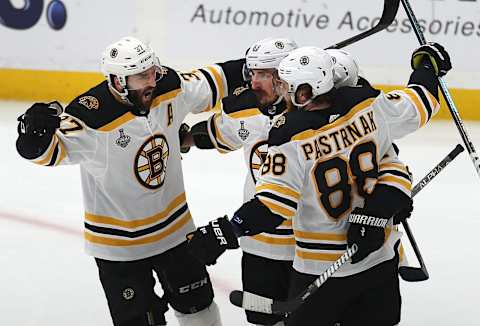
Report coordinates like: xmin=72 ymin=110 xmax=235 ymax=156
xmin=186 ymin=43 xmax=451 ymax=325
xmin=185 ymin=43 xmax=411 ymax=325
xmin=15 ymin=36 xmax=245 ymax=326
xmin=184 ymin=37 xmax=299 ymax=326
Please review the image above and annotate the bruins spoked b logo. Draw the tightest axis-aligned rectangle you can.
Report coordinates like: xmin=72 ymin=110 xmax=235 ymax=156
xmin=135 ymin=135 xmax=169 ymax=189
xmin=249 ymin=140 xmax=269 ymax=183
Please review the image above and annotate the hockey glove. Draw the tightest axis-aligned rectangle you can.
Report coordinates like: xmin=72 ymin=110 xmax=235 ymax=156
xmin=18 ymin=101 xmax=63 ymax=137
xmin=179 ymin=123 xmax=191 ymax=153
xmin=411 ymin=42 xmax=452 ymax=77
xmin=186 ymin=216 xmax=239 ymax=266
xmin=392 ymin=198 xmax=413 ymax=225
xmin=347 ymin=208 xmax=388 ymax=264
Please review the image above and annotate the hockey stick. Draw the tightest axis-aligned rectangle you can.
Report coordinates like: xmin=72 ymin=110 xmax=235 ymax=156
xmin=326 ymin=0 xmax=400 ymax=49
xmin=400 ymin=0 xmax=480 ymax=178
xmin=229 ymin=145 xmax=465 ymax=314
xmin=229 ymin=244 xmax=358 ymax=316
xmin=399 ymin=144 xmax=464 ymax=282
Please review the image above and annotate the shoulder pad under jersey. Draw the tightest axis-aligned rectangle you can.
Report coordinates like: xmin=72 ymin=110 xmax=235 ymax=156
xmin=268 ymin=110 xmax=330 ymax=147
xmin=331 ymin=84 xmax=380 ymax=116
xmin=65 ymin=81 xmax=130 ymax=130
xmin=222 ymin=88 xmax=259 ymax=115
xmin=152 ymin=66 xmax=181 ymax=98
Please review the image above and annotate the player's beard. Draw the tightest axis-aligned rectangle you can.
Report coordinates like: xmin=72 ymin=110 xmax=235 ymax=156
xmin=252 ymin=89 xmax=277 ymax=109
xmin=129 ymin=87 xmax=155 ymax=113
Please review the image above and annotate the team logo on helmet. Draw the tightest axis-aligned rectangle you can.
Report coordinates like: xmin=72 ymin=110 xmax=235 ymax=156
xmin=275 ymin=41 xmax=285 ymax=49
xmin=115 ymin=129 xmax=131 ymax=148
xmin=78 ymin=96 xmax=99 ymax=110
xmin=299 ymin=56 xmax=310 ymax=65
xmin=249 ymin=140 xmax=269 ymax=183
xmin=122 ymin=288 xmax=135 ymax=300
xmin=252 ymin=44 xmax=261 ymax=52
xmin=110 ymin=48 xmax=118 ymax=58
xmin=134 ymin=135 xmax=169 ymax=190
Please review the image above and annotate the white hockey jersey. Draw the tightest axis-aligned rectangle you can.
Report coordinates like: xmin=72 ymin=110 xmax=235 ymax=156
xmin=206 ymin=87 xmax=294 ymax=261
xmin=25 ymin=63 xmax=243 ymax=261
xmin=255 ymin=83 xmax=438 ymax=276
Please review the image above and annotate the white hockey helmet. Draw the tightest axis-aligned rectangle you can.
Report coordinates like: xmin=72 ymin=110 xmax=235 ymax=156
xmin=246 ymin=37 xmax=298 ymax=70
xmin=278 ymin=46 xmax=335 ymax=107
xmin=101 ymin=36 xmax=162 ymax=102
xmin=326 ymin=49 xmax=360 ymax=88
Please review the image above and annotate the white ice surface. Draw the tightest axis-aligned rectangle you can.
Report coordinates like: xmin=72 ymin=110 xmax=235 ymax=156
xmin=1 ymin=101 xmax=479 ymax=325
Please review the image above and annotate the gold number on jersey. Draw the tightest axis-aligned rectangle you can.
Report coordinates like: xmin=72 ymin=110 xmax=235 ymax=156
xmin=59 ymin=116 xmax=83 ymax=135
xmin=312 ymin=141 xmax=378 ymax=220
xmin=386 ymin=93 xmax=401 ymax=101
xmin=180 ymin=71 xmax=201 ymax=82
xmin=167 ymin=103 xmax=174 ymax=126
xmin=260 ymin=153 xmax=286 ymax=176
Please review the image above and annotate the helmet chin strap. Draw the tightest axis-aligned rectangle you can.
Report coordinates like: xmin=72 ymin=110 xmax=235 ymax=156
xmin=108 ymin=77 xmax=150 ymax=116
xmin=289 ymin=92 xmax=312 ymax=108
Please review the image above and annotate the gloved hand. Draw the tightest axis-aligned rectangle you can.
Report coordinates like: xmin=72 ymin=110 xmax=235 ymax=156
xmin=392 ymin=197 xmax=413 ymax=225
xmin=411 ymin=42 xmax=452 ymax=77
xmin=18 ymin=101 xmax=63 ymax=137
xmin=179 ymin=123 xmax=191 ymax=153
xmin=186 ymin=216 xmax=239 ymax=266
xmin=347 ymin=208 xmax=388 ymax=264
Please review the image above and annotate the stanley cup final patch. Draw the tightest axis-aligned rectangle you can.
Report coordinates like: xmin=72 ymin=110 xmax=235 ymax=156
xmin=238 ymin=121 xmax=250 ymax=141
xmin=116 ymin=129 xmax=131 ymax=148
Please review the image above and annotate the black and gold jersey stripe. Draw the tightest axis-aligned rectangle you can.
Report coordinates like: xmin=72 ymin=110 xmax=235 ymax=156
xmin=32 ymin=134 xmax=66 ymax=166
xmin=208 ymin=112 xmax=237 ymax=153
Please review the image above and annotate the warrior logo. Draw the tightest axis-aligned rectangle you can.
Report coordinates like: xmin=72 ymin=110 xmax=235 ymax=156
xmin=299 ymin=56 xmax=310 ymax=65
xmin=249 ymin=140 xmax=268 ymax=183
xmin=238 ymin=121 xmax=250 ymax=141
xmin=134 ymin=135 xmax=169 ymax=190
xmin=115 ymin=129 xmax=131 ymax=148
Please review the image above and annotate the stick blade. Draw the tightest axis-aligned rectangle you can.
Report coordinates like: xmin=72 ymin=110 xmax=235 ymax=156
xmin=229 ymin=290 xmax=273 ymax=314
xmin=399 ymin=266 xmax=429 ymax=282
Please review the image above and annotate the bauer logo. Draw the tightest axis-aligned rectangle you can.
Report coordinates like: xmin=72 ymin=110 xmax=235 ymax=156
xmin=0 ymin=0 xmax=67 ymax=30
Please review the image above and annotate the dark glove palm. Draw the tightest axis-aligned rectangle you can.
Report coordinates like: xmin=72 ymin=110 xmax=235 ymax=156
xmin=347 ymin=208 xmax=386 ymax=264
xmin=18 ymin=102 xmax=62 ymax=137
xmin=186 ymin=216 xmax=239 ymax=266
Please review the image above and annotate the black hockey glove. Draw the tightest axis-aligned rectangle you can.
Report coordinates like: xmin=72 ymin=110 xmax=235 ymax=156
xmin=411 ymin=42 xmax=452 ymax=77
xmin=179 ymin=123 xmax=191 ymax=154
xmin=392 ymin=198 xmax=413 ymax=225
xmin=18 ymin=101 xmax=63 ymax=137
xmin=186 ymin=216 xmax=239 ymax=266
xmin=347 ymin=208 xmax=388 ymax=264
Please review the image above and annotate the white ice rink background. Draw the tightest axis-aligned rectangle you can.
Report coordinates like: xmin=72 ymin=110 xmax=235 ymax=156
xmin=1 ymin=102 xmax=480 ymax=325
